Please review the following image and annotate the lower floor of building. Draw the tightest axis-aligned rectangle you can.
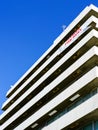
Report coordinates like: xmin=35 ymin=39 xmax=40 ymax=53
xmin=77 ymin=120 xmax=98 ymax=130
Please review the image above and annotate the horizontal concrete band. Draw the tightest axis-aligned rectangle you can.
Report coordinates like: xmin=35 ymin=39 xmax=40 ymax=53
xmin=6 ymin=4 xmax=98 ymax=97
xmin=1 ymin=43 xmax=98 ymax=128
xmin=1 ymin=29 xmax=98 ymax=120
xmin=1 ymin=65 xmax=98 ymax=130
xmin=3 ymin=15 xmax=98 ymax=109
xmin=13 ymin=67 xmax=98 ymax=130
xmin=42 ymin=93 xmax=98 ymax=130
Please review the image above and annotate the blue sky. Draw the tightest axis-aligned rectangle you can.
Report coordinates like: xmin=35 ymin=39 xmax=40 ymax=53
xmin=0 ymin=0 xmax=98 ymax=114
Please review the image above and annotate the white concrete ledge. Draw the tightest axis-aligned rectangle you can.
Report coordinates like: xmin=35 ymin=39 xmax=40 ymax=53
xmin=6 ymin=4 xmax=98 ymax=97
xmin=42 ymin=93 xmax=98 ymax=130
xmin=1 ymin=29 xmax=98 ymax=120
xmin=2 ymin=25 xmax=98 ymax=110
xmin=54 ymin=4 xmax=98 ymax=44
xmin=1 ymin=54 xmax=98 ymax=129
xmin=5 ymin=15 xmax=98 ymax=104
xmin=12 ymin=67 xmax=98 ymax=130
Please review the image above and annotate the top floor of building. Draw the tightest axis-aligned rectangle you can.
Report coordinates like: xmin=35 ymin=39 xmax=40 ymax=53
xmin=2 ymin=4 xmax=98 ymax=110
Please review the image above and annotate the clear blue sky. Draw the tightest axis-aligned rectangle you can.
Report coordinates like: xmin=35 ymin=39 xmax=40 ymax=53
xmin=0 ymin=0 xmax=98 ymax=114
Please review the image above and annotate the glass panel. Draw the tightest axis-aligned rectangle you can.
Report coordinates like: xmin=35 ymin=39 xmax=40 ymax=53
xmin=95 ymin=120 xmax=98 ymax=130
xmin=83 ymin=123 xmax=92 ymax=130
xmin=91 ymin=88 xmax=97 ymax=96
xmin=83 ymin=93 xmax=91 ymax=102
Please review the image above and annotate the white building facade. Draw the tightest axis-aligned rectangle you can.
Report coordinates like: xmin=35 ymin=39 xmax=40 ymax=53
xmin=0 ymin=4 xmax=98 ymax=130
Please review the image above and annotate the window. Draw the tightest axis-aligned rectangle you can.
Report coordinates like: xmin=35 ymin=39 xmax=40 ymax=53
xmin=83 ymin=123 xmax=92 ymax=130
xmin=94 ymin=120 xmax=98 ymax=130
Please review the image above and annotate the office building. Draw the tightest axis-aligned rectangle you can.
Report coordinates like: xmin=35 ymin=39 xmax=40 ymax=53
xmin=0 ymin=4 xmax=98 ymax=130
